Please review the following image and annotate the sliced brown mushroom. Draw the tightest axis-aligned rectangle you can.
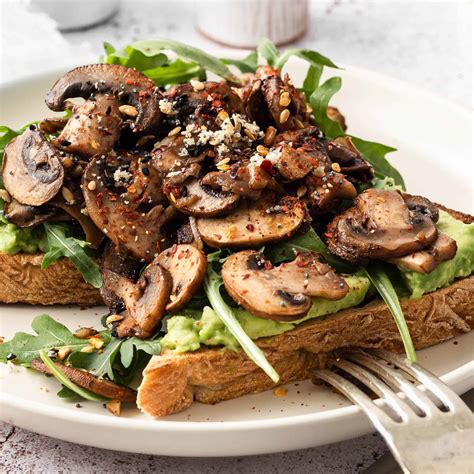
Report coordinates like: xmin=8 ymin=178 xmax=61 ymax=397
xmin=46 ymin=64 xmax=162 ymax=133
xmin=222 ymin=250 xmax=348 ymax=321
xmin=165 ymin=81 xmax=245 ymax=128
xmin=3 ymin=199 xmax=61 ymax=228
xmin=82 ymin=151 xmax=172 ymax=261
xmin=325 ymin=189 xmax=439 ymax=263
xmin=156 ymin=244 xmax=207 ymax=312
xmin=196 ymin=196 xmax=306 ymax=248
xmin=54 ymin=94 xmax=123 ymax=157
xmin=30 ymin=359 xmax=136 ymax=402
xmin=166 ymin=177 xmax=240 ymax=217
xmin=244 ymin=66 xmax=310 ymax=132
xmin=2 ymin=128 xmax=64 ymax=206
xmin=390 ymin=232 xmax=457 ymax=273
xmin=103 ymin=263 xmax=172 ymax=339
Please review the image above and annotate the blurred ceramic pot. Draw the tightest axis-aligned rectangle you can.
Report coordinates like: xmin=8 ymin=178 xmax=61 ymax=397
xmin=196 ymin=0 xmax=309 ymax=48
xmin=30 ymin=0 xmax=120 ymax=31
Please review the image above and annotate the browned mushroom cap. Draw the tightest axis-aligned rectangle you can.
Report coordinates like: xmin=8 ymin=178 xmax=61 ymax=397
xmin=54 ymin=94 xmax=123 ymax=157
xmin=103 ymin=263 xmax=172 ymax=338
xmin=325 ymin=189 xmax=439 ymax=264
xmin=82 ymin=151 xmax=172 ymax=261
xmin=222 ymin=250 xmax=348 ymax=321
xmin=196 ymin=196 xmax=306 ymax=248
xmin=390 ymin=232 xmax=457 ymax=273
xmin=3 ymin=199 xmax=62 ymax=228
xmin=156 ymin=244 xmax=207 ymax=312
xmin=30 ymin=359 xmax=136 ymax=402
xmin=45 ymin=64 xmax=161 ymax=133
xmin=166 ymin=177 xmax=240 ymax=217
xmin=165 ymin=81 xmax=245 ymax=127
xmin=244 ymin=66 xmax=310 ymax=132
xmin=2 ymin=128 xmax=64 ymax=206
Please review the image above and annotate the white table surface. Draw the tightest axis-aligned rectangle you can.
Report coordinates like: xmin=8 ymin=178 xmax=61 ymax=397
xmin=0 ymin=0 xmax=471 ymax=472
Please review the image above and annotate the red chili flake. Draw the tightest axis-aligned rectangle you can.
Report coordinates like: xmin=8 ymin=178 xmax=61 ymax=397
xmin=260 ymin=159 xmax=275 ymax=174
xmin=125 ymin=79 xmax=135 ymax=85
xmin=324 ymin=232 xmax=334 ymax=238
xmin=214 ymin=234 xmax=222 ymax=240
xmin=246 ymin=224 xmax=255 ymax=232
xmin=242 ymin=274 xmax=250 ymax=280
xmin=264 ymin=261 xmax=273 ymax=270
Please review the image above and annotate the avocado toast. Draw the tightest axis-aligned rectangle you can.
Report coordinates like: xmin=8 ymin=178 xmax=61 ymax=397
xmin=0 ymin=39 xmax=472 ymax=417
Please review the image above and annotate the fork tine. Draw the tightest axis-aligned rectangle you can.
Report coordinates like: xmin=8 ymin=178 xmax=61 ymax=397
xmin=333 ymin=359 xmax=416 ymax=422
xmin=369 ymin=349 xmax=472 ymax=415
xmin=311 ymin=369 xmax=395 ymax=431
xmin=348 ymin=352 xmax=440 ymax=416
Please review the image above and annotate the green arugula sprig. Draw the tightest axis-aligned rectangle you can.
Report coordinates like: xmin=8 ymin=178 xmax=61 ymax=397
xmin=42 ymin=223 xmax=102 ymax=288
xmin=204 ymin=254 xmax=280 ymax=383
xmin=103 ymin=39 xmax=240 ymax=86
xmin=0 ymin=314 xmax=90 ymax=364
xmin=39 ymin=350 xmax=106 ymax=402
xmin=0 ymin=313 xmax=162 ymax=400
xmin=363 ymin=265 xmax=416 ymax=362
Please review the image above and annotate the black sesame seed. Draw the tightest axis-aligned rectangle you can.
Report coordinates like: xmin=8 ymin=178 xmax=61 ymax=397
xmin=76 ymin=403 xmax=83 ymax=408
xmin=141 ymin=167 xmax=150 ymax=176
xmin=48 ymin=349 xmax=58 ymax=358
xmin=60 ymin=139 xmax=71 ymax=147
xmin=6 ymin=353 xmax=16 ymax=361
xmin=29 ymin=124 xmax=36 ymax=131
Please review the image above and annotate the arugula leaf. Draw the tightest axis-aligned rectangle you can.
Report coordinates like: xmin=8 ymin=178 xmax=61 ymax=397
xmin=204 ymin=261 xmax=280 ymax=383
xmin=275 ymin=48 xmax=339 ymax=71
xmin=309 ymin=76 xmax=345 ymax=139
xmin=119 ymin=337 xmax=161 ymax=368
xmin=39 ymin=350 xmax=105 ymax=402
xmin=0 ymin=314 xmax=89 ymax=364
xmin=363 ymin=264 xmax=416 ymax=362
xmin=350 ymin=136 xmax=405 ymax=190
xmin=57 ymin=386 xmax=82 ymax=400
xmin=42 ymin=223 xmax=102 ymax=288
xmin=265 ymin=227 xmax=354 ymax=273
xmin=302 ymin=65 xmax=323 ymax=100
xmin=68 ymin=338 xmax=123 ymax=380
xmin=142 ymin=60 xmax=205 ymax=86
xmin=257 ymin=38 xmax=280 ymax=67
xmin=103 ymin=41 xmax=168 ymax=70
xmin=130 ymin=39 xmax=240 ymax=85
xmin=221 ymin=51 xmax=258 ymax=74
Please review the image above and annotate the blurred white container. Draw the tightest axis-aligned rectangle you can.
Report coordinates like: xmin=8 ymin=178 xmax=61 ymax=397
xmin=30 ymin=0 xmax=120 ymax=31
xmin=196 ymin=0 xmax=309 ymax=48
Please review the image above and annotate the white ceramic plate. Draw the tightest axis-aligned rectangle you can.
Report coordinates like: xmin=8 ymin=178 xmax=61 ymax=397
xmin=0 ymin=60 xmax=472 ymax=457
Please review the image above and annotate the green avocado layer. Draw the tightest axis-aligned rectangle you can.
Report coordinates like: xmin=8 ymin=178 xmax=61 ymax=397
xmin=0 ymin=215 xmax=45 ymax=255
xmin=161 ymin=275 xmax=371 ymax=352
xmin=398 ymin=211 xmax=474 ymax=299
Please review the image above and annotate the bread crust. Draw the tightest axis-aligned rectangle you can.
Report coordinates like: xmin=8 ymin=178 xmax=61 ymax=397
xmin=138 ymin=275 xmax=474 ymax=417
xmin=0 ymin=253 xmax=102 ymax=305
xmin=137 ymin=206 xmax=474 ymax=418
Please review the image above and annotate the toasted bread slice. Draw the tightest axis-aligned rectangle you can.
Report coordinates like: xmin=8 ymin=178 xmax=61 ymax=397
xmin=0 ymin=253 xmax=102 ymax=305
xmin=137 ymin=206 xmax=474 ymax=417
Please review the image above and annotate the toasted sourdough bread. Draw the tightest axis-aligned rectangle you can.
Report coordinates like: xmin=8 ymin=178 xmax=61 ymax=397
xmin=137 ymin=206 xmax=474 ymax=417
xmin=0 ymin=253 xmax=102 ymax=305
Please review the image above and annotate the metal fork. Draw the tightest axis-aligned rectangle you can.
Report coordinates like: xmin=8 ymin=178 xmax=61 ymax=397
xmin=311 ymin=349 xmax=474 ymax=474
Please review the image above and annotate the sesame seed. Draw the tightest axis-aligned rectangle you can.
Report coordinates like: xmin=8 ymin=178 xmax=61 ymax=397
xmin=87 ymin=181 xmax=97 ymax=191
xmin=256 ymin=145 xmax=269 ymax=156
xmin=61 ymin=186 xmax=75 ymax=204
xmin=331 ymin=163 xmax=342 ymax=172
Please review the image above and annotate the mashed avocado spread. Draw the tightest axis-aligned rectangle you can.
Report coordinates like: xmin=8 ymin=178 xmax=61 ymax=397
xmin=397 ymin=211 xmax=474 ymax=299
xmin=161 ymin=275 xmax=371 ymax=352
xmin=0 ymin=214 xmax=45 ymax=255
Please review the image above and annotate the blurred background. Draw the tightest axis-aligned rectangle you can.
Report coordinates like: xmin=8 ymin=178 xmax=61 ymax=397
xmin=0 ymin=0 xmax=471 ymax=107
